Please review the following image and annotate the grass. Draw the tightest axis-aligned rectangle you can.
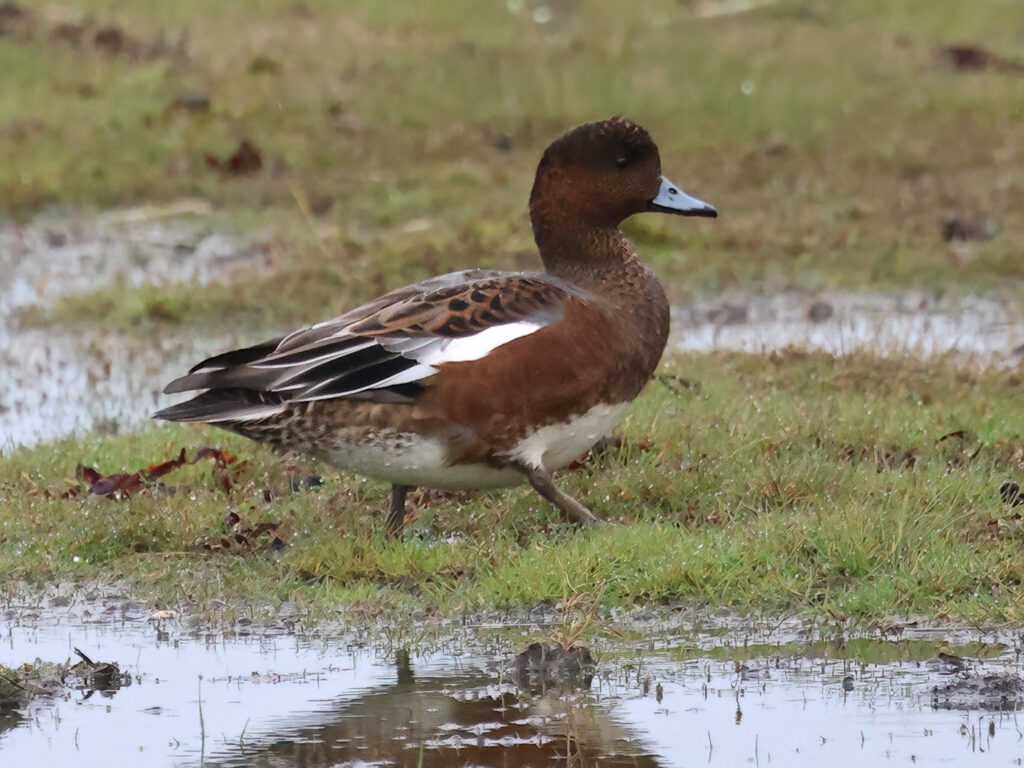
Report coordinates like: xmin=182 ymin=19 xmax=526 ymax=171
xmin=3 ymin=350 xmax=1024 ymax=626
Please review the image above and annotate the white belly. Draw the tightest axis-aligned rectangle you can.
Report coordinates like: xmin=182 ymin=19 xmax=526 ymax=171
xmin=317 ymin=431 xmax=524 ymax=491
xmin=505 ymin=402 xmax=628 ymax=471
xmin=317 ymin=401 xmax=628 ymax=490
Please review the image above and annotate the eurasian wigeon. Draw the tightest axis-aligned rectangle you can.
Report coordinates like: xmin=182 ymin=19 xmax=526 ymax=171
xmin=156 ymin=117 xmax=716 ymax=533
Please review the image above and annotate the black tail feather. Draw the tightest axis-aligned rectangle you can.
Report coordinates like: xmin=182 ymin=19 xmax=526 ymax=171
xmin=154 ymin=389 xmax=284 ymax=423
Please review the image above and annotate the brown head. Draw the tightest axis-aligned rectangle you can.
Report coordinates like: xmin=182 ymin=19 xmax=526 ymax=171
xmin=529 ymin=118 xmax=716 ymax=268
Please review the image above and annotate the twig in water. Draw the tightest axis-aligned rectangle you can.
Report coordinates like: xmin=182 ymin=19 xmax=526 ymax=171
xmin=198 ymin=675 xmax=206 ymax=765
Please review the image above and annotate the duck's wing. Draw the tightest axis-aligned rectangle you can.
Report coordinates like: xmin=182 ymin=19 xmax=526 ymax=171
xmin=156 ymin=270 xmax=572 ymax=423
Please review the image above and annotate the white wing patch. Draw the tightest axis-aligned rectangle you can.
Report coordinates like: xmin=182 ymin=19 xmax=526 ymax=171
xmin=412 ymin=322 xmax=544 ymax=365
xmin=291 ymin=321 xmax=546 ymax=404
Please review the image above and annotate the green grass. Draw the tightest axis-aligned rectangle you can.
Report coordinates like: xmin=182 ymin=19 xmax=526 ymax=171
xmin=5 ymin=0 xmax=1024 ymax=338
xmin=3 ymin=351 xmax=1023 ymax=626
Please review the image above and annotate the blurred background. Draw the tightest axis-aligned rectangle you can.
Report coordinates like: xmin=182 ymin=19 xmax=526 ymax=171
xmin=1 ymin=0 xmax=1023 ymax=443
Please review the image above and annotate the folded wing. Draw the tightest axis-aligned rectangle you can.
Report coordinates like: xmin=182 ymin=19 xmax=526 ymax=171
xmin=156 ymin=270 xmax=571 ymax=423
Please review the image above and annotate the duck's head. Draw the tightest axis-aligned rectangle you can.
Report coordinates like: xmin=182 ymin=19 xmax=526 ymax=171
xmin=529 ymin=117 xmax=716 ymax=234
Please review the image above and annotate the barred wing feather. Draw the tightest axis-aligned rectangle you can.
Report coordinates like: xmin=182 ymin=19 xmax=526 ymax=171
xmin=156 ymin=272 xmax=571 ymax=422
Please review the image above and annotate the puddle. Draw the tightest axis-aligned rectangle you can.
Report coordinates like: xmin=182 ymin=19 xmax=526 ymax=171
xmin=2 ymin=597 xmax=1024 ymax=766
xmin=2 ymin=210 xmax=1023 ymax=449
xmin=673 ymin=291 xmax=1024 ymax=365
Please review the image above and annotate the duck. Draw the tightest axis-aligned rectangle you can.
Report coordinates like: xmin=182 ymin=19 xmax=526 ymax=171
xmin=155 ymin=117 xmax=716 ymax=534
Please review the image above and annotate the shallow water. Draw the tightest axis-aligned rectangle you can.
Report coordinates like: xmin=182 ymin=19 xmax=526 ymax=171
xmin=2 ymin=598 xmax=1023 ymax=767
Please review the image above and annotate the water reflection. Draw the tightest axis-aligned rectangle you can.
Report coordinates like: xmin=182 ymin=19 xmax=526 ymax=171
xmin=200 ymin=648 xmax=663 ymax=768
xmin=1 ymin=601 xmax=1023 ymax=767
xmin=0 ymin=709 xmax=24 ymax=743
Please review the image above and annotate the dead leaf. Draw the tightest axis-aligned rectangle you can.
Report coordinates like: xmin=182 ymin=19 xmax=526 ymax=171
xmin=657 ymin=374 xmax=701 ymax=397
xmin=205 ymin=140 xmax=263 ymax=175
xmin=75 ymin=447 xmax=237 ymax=499
xmin=840 ymin=443 xmax=917 ymax=471
xmin=170 ymin=92 xmax=211 ymax=113
xmin=197 ymin=510 xmax=286 ymax=555
xmin=93 ymin=26 xmax=125 ymax=54
xmin=0 ymin=3 xmax=26 ymax=20
xmin=193 ymin=446 xmax=237 ymax=492
xmin=938 ymin=44 xmax=1024 ymax=73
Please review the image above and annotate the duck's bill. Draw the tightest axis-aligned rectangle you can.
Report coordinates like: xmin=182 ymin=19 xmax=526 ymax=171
xmin=648 ymin=176 xmax=717 ymax=217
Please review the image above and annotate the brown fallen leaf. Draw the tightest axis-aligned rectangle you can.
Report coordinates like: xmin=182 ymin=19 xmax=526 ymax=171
xmin=840 ymin=443 xmax=917 ymax=471
xmin=77 ymin=448 xmax=187 ymax=498
xmin=169 ymin=92 xmax=211 ymax=113
xmin=0 ymin=3 xmax=26 ymax=19
xmin=938 ymin=44 xmax=1024 ymax=74
xmin=198 ymin=510 xmax=287 ymax=555
xmin=935 ymin=430 xmax=982 ymax=467
xmin=193 ymin=446 xmax=237 ymax=493
xmin=657 ymin=374 xmax=701 ymax=397
xmin=75 ymin=446 xmax=238 ymax=499
xmin=205 ymin=140 xmax=263 ymax=175
xmin=93 ymin=26 xmax=125 ymax=54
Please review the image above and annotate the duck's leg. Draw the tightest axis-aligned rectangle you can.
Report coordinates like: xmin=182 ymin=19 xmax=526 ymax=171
xmin=520 ymin=466 xmax=603 ymax=526
xmin=386 ymin=484 xmax=413 ymax=536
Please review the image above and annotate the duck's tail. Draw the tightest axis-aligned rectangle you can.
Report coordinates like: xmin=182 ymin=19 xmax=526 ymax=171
xmin=153 ymin=389 xmax=286 ymax=424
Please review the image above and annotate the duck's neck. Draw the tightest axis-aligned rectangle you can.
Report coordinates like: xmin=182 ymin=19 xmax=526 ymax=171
xmin=531 ymin=211 xmax=641 ymax=286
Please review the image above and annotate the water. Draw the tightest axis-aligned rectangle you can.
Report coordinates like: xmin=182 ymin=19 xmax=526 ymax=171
xmin=2 ymin=597 xmax=1023 ymax=767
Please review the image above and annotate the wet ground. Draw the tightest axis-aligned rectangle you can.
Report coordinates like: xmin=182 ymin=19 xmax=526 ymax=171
xmin=4 ymin=213 xmax=1024 ymax=449
xmin=2 ymin=593 xmax=1023 ymax=766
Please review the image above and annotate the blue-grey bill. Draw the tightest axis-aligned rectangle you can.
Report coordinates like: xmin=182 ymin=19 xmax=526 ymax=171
xmin=649 ymin=176 xmax=717 ymax=217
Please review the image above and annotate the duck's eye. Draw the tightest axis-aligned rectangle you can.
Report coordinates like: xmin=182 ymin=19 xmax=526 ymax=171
xmin=615 ymin=155 xmax=631 ymax=169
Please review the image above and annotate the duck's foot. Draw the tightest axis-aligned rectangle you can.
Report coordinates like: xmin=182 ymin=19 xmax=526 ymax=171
xmin=521 ymin=466 xmax=603 ymax=526
xmin=386 ymin=483 xmax=414 ymax=536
